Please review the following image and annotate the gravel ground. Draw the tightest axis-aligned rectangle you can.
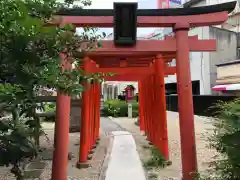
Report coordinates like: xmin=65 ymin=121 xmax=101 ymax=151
xmin=111 ymin=111 xmax=219 ymax=180
xmin=0 ymin=122 xmax=109 ymax=180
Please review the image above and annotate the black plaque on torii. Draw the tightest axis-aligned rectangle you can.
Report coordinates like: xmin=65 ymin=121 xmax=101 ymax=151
xmin=113 ymin=2 xmax=138 ymax=46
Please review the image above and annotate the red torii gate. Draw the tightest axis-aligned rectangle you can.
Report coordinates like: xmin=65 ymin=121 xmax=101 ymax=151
xmin=50 ymin=2 xmax=236 ymax=180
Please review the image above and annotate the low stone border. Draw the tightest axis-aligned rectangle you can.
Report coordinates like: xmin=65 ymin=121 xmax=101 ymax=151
xmin=108 ymin=116 xmax=113 ymax=120
xmin=134 ymin=117 xmax=140 ymax=126
xmin=98 ymin=134 xmax=114 ymax=180
xmin=24 ymin=161 xmax=46 ymax=179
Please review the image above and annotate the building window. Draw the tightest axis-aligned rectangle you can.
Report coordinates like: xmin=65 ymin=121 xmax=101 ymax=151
xmin=168 ymin=59 xmax=176 ymax=66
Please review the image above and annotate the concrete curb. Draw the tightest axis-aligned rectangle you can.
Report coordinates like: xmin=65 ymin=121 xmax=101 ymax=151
xmin=108 ymin=116 xmax=113 ymax=120
xmin=107 ymin=117 xmax=128 ymax=132
xmin=24 ymin=161 xmax=46 ymax=179
xmin=98 ymin=134 xmax=114 ymax=180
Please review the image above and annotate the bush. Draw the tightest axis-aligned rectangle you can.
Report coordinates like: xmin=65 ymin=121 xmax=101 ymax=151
xmin=103 ymin=99 xmax=139 ymax=118
xmin=198 ymin=98 xmax=240 ymax=180
xmin=0 ymin=118 xmax=38 ymax=180
xmin=37 ymin=103 xmax=56 ymax=122
xmin=44 ymin=103 xmax=56 ymax=113
xmin=143 ymin=146 xmax=169 ymax=170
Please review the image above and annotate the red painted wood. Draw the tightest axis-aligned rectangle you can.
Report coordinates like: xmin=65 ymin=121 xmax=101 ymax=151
xmin=92 ymin=66 xmax=176 ymax=75
xmin=150 ymin=75 xmax=156 ymax=145
xmin=95 ymin=83 xmax=101 ymax=140
xmin=174 ymin=23 xmax=198 ymax=180
xmin=93 ymin=83 xmax=97 ymax=144
xmin=98 ymin=64 xmax=150 ymax=68
xmin=154 ymin=56 xmax=169 ymax=160
xmin=52 ymin=54 xmax=71 ymax=180
xmin=146 ymin=76 xmax=152 ymax=141
xmin=138 ymin=80 xmax=145 ymax=131
xmin=89 ymin=84 xmax=93 ymax=150
xmin=87 ymin=38 xmax=216 ymax=57
xmin=79 ymin=57 xmax=92 ymax=164
xmin=143 ymin=79 xmax=148 ymax=137
xmin=93 ymin=55 xmax=172 ymax=62
xmin=54 ymin=11 xmax=228 ymax=27
xmin=152 ymin=73 xmax=161 ymax=151
xmin=95 ymin=67 xmax=154 ymax=74
xmin=104 ymin=75 xmax=146 ymax=81
xmin=88 ymin=51 xmax=158 ymax=57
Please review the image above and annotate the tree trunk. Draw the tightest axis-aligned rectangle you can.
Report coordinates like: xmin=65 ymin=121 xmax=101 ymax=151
xmin=12 ymin=106 xmax=20 ymax=126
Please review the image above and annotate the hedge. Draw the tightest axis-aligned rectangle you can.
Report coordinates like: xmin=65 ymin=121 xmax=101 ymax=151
xmin=103 ymin=99 xmax=139 ymax=117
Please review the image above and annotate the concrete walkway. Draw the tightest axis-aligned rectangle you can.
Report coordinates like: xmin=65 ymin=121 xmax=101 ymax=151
xmin=105 ymin=131 xmax=146 ymax=180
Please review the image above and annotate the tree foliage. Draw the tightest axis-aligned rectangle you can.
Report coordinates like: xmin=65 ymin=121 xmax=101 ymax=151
xmin=0 ymin=118 xmax=38 ymax=180
xmin=0 ymin=0 xmax=105 ymax=94
xmin=197 ymin=98 xmax=240 ymax=180
xmin=0 ymin=0 xmax=107 ymax=178
xmin=209 ymin=98 xmax=240 ymax=180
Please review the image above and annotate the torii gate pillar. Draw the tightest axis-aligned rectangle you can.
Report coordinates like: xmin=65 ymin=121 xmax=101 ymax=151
xmin=154 ymin=56 xmax=169 ymax=160
xmin=52 ymin=53 xmax=71 ymax=180
xmin=174 ymin=23 xmax=198 ymax=180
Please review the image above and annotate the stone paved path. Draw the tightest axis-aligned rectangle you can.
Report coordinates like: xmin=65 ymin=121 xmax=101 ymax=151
xmin=100 ymin=117 xmax=125 ymax=133
xmin=105 ymin=131 xmax=146 ymax=180
xmin=111 ymin=111 xmax=219 ymax=180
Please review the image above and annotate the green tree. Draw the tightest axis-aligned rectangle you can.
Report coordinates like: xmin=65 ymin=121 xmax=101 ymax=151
xmin=209 ymin=98 xmax=240 ymax=180
xmin=0 ymin=0 xmax=106 ymax=179
xmin=196 ymin=98 xmax=240 ymax=180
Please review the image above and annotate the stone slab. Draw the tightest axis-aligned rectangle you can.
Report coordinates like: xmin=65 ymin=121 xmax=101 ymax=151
xmin=105 ymin=131 xmax=146 ymax=180
xmin=27 ymin=162 xmax=46 ymax=169
xmin=24 ymin=169 xmax=44 ymax=179
xmin=39 ymin=149 xmax=53 ymax=160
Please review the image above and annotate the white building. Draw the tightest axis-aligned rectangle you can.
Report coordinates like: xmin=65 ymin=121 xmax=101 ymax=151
xmin=102 ymin=0 xmax=240 ymax=99
xmin=165 ymin=26 xmax=239 ymax=95
xmin=212 ymin=59 xmax=240 ymax=96
xmin=145 ymin=0 xmax=240 ymax=95
xmin=184 ymin=0 xmax=240 ymax=33
xmin=166 ymin=0 xmax=240 ymax=95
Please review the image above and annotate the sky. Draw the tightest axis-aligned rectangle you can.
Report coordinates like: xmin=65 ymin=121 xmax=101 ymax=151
xmin=76 ymin=0 xmax=159 ymax=36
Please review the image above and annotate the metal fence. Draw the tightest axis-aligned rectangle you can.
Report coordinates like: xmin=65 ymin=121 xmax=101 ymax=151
xmin=166 ymin=95 xmax=238 ymax=116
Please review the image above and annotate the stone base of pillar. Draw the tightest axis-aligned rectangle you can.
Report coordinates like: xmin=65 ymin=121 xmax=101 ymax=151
xmin=134 ymin=117 xmax=140 ymax=126
xmin=69 ymin=99 xmax=82 ymax=133
xmin=166 ymin=160 xmax=172 ymax=166
xmin=76 ymin=162 xmax=90 ymax=169
xmin=87 ymin=154 xmax=93 ymax=160
xmin=89 ymin=150 xmax=94 ymax=155
xmin=148 ymin=141 xmax=153 ymax=146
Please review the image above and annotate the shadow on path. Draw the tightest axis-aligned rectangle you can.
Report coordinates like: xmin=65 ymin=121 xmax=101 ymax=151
xmin=100 ymin=117 xmax=126 ymax=134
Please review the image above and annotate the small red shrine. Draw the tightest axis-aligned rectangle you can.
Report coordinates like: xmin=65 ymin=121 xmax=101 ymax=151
xmin=125 ymin=85 xmax=135 ymax=102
